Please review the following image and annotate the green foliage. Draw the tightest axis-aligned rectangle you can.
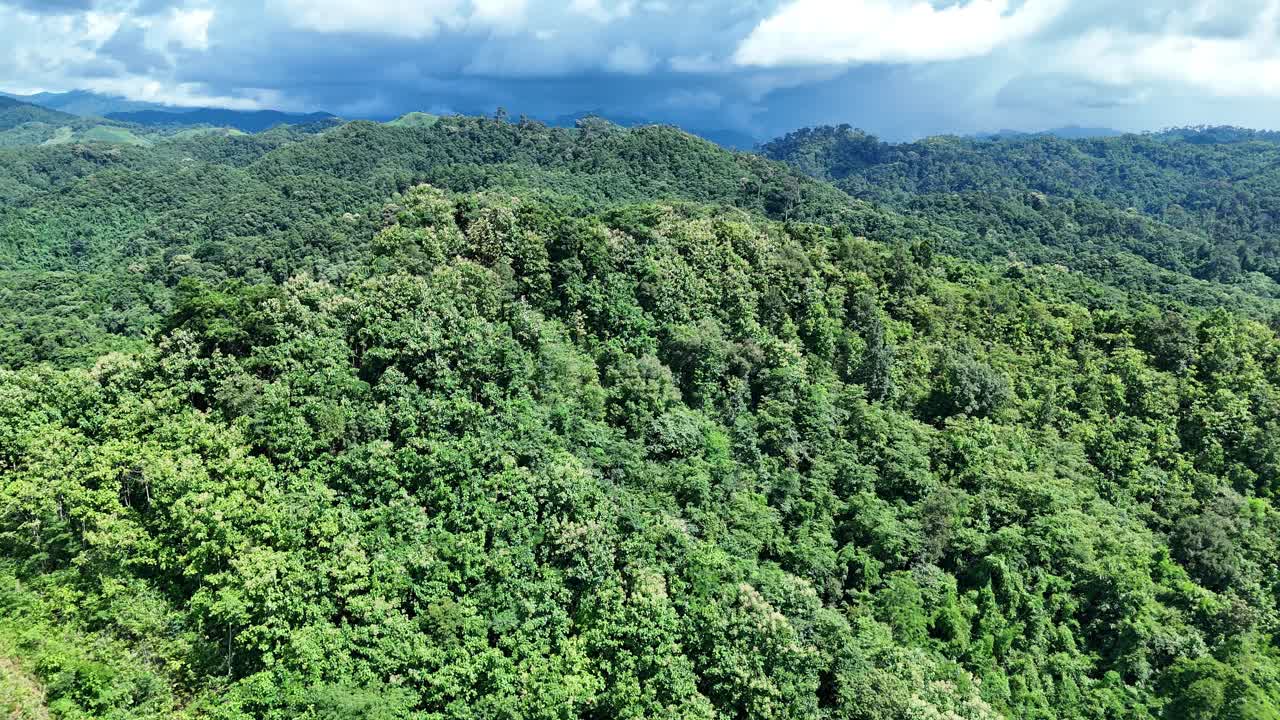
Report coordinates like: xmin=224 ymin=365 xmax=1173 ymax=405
xmin=764 ymin=124 xmax=1280 ymax=313
xmin=0 ymin=116 xmax=878 ymax=368
xmin=4 ymin=117 xmax=1280 ymax=718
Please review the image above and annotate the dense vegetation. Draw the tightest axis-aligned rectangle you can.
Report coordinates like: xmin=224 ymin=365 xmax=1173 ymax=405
xmin=3 ymin=112 xmax=1280 ymax=719
xmin=0 ymin=96 xmax=252 ymax=148
xmin=106 ymin=109 xmax=340 ymax=134
xmin=0 ymin=115 xmax=878 ymax=368
xmin=764 ymin=125 xmax=1280 ymax=311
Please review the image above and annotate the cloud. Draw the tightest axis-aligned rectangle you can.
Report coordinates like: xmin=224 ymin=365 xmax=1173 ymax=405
xmin=996 ymin=73 xmax=1151 ymax=111
xmin=272 ymin=0 xmax=469 ymax=38
xmin=269 ymin=0 xmax=534 ymax=39
xmin=570 ymin=0 xmax=634 ymax=23
xmin=605 ymin=43 xmax=655 ymax=74
xmin=3 ymin=0 xmax=94 ymax=13
xmin=735 ymin=0 xmax=1068 ymax=66
xmin=9 ymin=0 xmax=1280 ymax=141
xmin=472 ymin=0 xmax=530 ymax=32
xmin=157 ymin=7 xmax=214 ymax=50
xmin=669 ymin=53 xmax=722 ymax=74
xmin=664 ymin=88 xmax=721 ymax=110
xmin=97 ymin=23 xmax=169 ymax=73
xmin=1054 ymin=8 xmax=1280 ymax=98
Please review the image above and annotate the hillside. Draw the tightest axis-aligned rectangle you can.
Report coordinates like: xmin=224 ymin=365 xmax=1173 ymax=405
xmin=0 ymin=117 xmax=880 ymax=367
xmin=0 ymin=97 xmax=163 ymax=148
xmin=763 ymin=124 xmax=1280 ymax=305
xmin=387 ymin=111 xmax=441 ymax=129
xmin=0 ymin=89 xmax=170 ymax=117
xmin=0 ymin=96 xmax=80 ymax=131
xmin=550 ymin=110 xmax=762 ymax=149
xmin=7 ymin=186 xmax=1280 ymax=720
xmin=2 ymin=116 xmax=1280 ymax=720
xmin=4 ymin=116 xmax=1277 ymax=368
xmin=107 ymin=108 xmax=340 ymax=133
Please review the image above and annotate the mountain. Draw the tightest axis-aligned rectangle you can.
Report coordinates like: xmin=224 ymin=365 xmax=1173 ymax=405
xmin=0 ymin=92 xmax=341 ymax=147
xmin=3 ymin=115 xmax=1280 ymax=720
xmin=0 ymin=95 xmax=162 ymax=147
xmin=0 ymin=89 xmax=340 ymax=135
xmin=689 ymin=126 xmax=759 ymax=150
xmin=0 ymin=95 xmax=80 ymax=130
xmin=977 ymin=125 xmax=1125 ymax=140
xmin=551 ymin=109 xmax=760 ymax=149
xmin=386 ymin=111 xmax=441 ymax=128
xmin=762 ymin=123 xmax=1280 ymax=306
xmin=106 ymin=107 xmax=340 ymax=133
xmin=0 ymin=88 xmax=171 ymax=116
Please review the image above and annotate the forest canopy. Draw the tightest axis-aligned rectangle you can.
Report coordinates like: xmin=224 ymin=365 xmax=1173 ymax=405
xmin=3 ymin=115 xmax=1280 ymax=720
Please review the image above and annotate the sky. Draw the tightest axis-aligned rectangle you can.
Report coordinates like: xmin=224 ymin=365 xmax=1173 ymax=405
xmin=5 ymin=0 xmax=1280 ymax=140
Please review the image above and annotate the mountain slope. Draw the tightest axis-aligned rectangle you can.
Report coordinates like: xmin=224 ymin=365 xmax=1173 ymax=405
xmin=0 ymin=96 xmax=164 ymax=148
xmin=0 ymin=96 xmax=80 ymax=131
xmin=7 ymin=116 xmax=1280 ymax=367
xmin=764 ymin=124 xmax=1280 ymax=303
xmin=4 ymin=112 xmax=1280 ymax=720
xmin=0 ymin=117 xmax=884 ymax=367
xmin=5 ymin=184 xmax=1280 ymax=720
xmin=0 ymin=89 xmax=173 ymax=116
xmin=107 ymin=108 xmax=339 ymax=133
xmin=551 ymin=110 xmax=761 ymax=149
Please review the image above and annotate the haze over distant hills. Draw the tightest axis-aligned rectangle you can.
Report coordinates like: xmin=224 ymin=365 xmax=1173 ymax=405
xmin=106 ymin=108 xmax=339 ymax=134
xmin=0 ymin=89 xmax=170 ymax=117
xmin=976 ymin=125 xmax=1126 ymax=140
xmin=551 ymin=109 xmax=761 ymax=149
xmin=0 ymin=94 xmax=79 ymax=128
xmin=0 ymin=89 xmax=338 ymax=134
xmin=0 ymin=89 xmax=1152 ymax=151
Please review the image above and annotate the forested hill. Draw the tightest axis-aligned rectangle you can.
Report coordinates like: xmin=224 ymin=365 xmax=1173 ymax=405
xmin=105 ymin=108 xmax=340 ymax=133
xmin=0 ymin=96 xmax=81 ymax=130
xmin=3 ymin=116 xmax=1280 ymax=719
xmin=5 ymin=115 xmax=1276 ymax=368
xmin=0 ymin=116 xmax=882 ymax=367
xmin=763 ymin=125 xmax=1280 ymax=300
xmin=0 ymin=96 xmax=192 ymax=148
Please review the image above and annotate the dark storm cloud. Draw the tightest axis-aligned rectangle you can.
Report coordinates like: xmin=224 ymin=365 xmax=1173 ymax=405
xmin=98 ymin=23 xmax=171 ymax=74
xmin=6 ymin=0 xmax=1280 ymax=138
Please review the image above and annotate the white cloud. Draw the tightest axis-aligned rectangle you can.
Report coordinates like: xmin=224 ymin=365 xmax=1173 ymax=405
xmin=570 ymin=0 xmax=634 ymax=23
xmin=10 ymin=0 xmax=1280 ymax=139
xmin=146 ymin=7 xmax=214 ymax=50
xmin=273 ymin=0 xmax=465 ymax=37
xmin=78 ymin=76 xmax=283 ymax=109
xmin=469 ymin=0 xmax=530 ymax=33
xmin=1054 ymin=2 xmax=1280 ymax=98
xmin=734 ymin=0 xmax=1068 ymax=66
xmin=0 ymin=1 xmax=277 ymax=110
xmin=82 ymin=11 xmax=126 ymax=44
xmin=272 ymin=0 xmax=530 ymax=38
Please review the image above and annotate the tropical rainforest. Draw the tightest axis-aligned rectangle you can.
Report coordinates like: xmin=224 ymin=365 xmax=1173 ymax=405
xmin=2 ymin=98 xmax=1280 ymax=720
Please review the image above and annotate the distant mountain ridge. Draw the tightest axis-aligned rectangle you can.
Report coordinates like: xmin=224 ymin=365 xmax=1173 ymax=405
xmin=551 ymin=109 xmax=760 ymax=150
xmin=0 ymin=89 xmax=170 ymax=116
xmin=0 ymin=94 xmax=86 ymax=136
xmin=976 ymin=125 xmax=1125 ymax=140
xmin=0 ymin=95 xmax=80 ymax=129
xmin=106 ymin=108 xmax=339 ymax=133
xmin=0 ymin=89 xmax=339 ymax=134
